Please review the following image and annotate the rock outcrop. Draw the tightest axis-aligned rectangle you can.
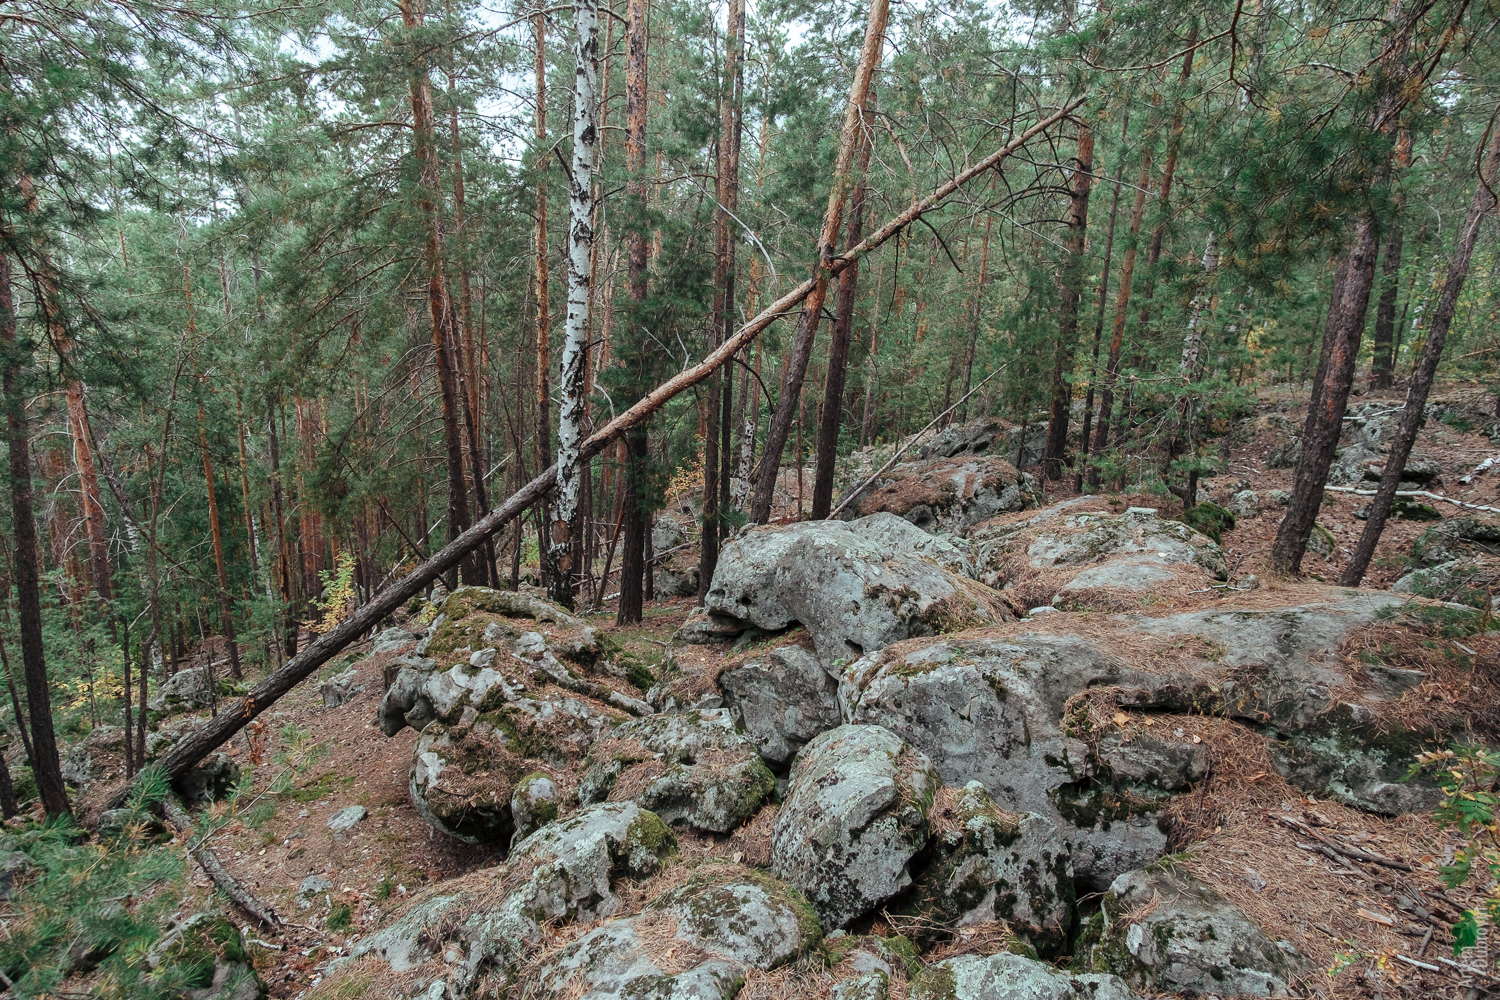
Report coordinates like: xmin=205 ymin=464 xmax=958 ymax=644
xmin=718 ymin=643 xmax=841 ymax=767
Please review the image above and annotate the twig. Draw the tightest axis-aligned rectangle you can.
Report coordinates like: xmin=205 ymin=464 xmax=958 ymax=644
xmin=158 ymin=797 xmax=282 ymax=931
xmin=829 ymin=362 xmax=1011 ymax=519
xmin=1397 ymin=954 xmax=1441 ymax=972
xmin=1274 ymin=813 xmax=1413 ymax=871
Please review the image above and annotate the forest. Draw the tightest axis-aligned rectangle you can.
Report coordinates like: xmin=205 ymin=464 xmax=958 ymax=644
xmin=3 ymin=0 xmax=1500 ymax=996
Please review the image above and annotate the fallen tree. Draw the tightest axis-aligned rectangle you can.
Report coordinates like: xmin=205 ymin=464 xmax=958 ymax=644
xmin=101 ymin=94 xmax=1085 ymax=811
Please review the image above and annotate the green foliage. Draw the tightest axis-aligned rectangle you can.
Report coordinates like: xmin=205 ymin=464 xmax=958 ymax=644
xmin=1409 ymin=746 xmax=1500 ymax=956
xmin=326 ymin=903 xmax=353 ymax=932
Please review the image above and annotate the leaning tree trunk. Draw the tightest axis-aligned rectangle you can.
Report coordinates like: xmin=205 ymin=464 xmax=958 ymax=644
xmin=1341 ymin=124 xmax=1500 ymax=585
xmin=1041 ymin=120 xmax=1095 ymax=481
xmin=749 ymin=0 xmax=889 ymax=523
xmin=1270 ymin=217 xmax=1381 ymax=575
xmin=810 ymin=91 xmax=875 ymax=520
xmin=0 ymin=252 xmax=69 ymax=819
xmin=617 ymin=0 xmax=650 ymax=625
xmin=549 ymin=0 xmax=599 ymax=610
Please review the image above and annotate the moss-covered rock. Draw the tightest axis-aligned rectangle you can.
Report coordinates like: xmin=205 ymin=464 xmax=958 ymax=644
xmin=577 ymin=709 xmax=775 ymax=833
xmin=771 ymin=724 xmax=939 ymax=930
xmin=903 ymin=783 xmax=1074 ymax=954
xmin=909 ymin=951 xmax=1138 ymax=1000
xmin=147 ymin=911 xmax=267 ymax=1000
xmin=1079 ymin=867 xmax=1305 ymax=996
xmin=510 ymin=770 xmax=562 ymax=846
xmin=409 ymin=721 xmax=530 ymax=843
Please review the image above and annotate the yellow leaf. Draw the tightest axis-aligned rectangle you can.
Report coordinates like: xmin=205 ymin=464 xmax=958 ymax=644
xmin=1113 ymin=713 xmax=1128 ymax=726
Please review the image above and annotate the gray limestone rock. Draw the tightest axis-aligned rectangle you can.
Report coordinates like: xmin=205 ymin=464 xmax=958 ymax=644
xmin=677 ymin=607 xmax=747 ymax=644
xmin=705 ymin=514 xmax=1010 ymax=669
xmin=904 ymin=783 xmax=1074 ymax=951
xmin=718 ymin=644 xmax=841 ymax=767
xmin=577 ymin=709 xmax=775 ymax=833
xmin=849 ymin=457 xmax=1031 ymax=535
xmin=771 ymin=724 xmax=939 ymax=929
xmin=528 ymin=869 xmax=819 ymax=1000
xmin=320 ymin=666 xmax=365 ymax=708
xmin=410 ymin=722 xmax=529 ymax=843
xmin=510 ymin=771 xmax=562 ymax=846
xmin=1080 ymin=867 xmax=1306 ymax=996
xmin=1226 ymin=489 xmax=1260 ymax=520
xmin=910 ymin=952 xmax=1140 ymax=1000
xmin=148 ymin=667 xmax=217 ymax=713
xmin=326 ymin=805 xmax=367 ymax=832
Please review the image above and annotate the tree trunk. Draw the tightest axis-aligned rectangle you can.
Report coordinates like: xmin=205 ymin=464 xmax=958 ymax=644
xmin=1042 ymin=120 xmax=1095 ymax=480
xmin=266 ymin=399 xmax=295 ymax=657
xmin=1370 ymin=130 xmax=1411 ymax=390
xmin=533 ymin=10 xmax=555 ymax=594
xmin=1077 ymin=116 xmax=1126 ymax=492
xmin=199 ymin=407 xmax=243 ymax=679
xmin=617 ymin=0 xmax=650 ymax=624
xmin=550 ymin=0 xmax=599 ymax=610
xmin=698 ymin=0 xmax=746 ymax=597
xmin=400 ymin=0 xmax=475 ymax=588
xmin=959 ymin=213 xmax=992 ymax=425
xmin=0 ymin=252 xmax=70 ymax=819
xmin=1270 ymin=217 xmax=1380 ymax=575
xmin=811 ymin=92 xmax=875 ymax=520
xmin=1342 ymin=125 xmax=1500 ymax=585
xmin=750 ymin=0 xmax=889 ymax=523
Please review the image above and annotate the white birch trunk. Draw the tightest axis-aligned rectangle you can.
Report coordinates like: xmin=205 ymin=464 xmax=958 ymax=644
xmin=549 ymin=0 xmax=599 ymax=606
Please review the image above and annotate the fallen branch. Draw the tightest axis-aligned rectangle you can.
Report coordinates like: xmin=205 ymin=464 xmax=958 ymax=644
xmin=158 ymin=796 xmax=281 ymax=931
xmin=99 ymin=96 xmax=1084 ymax=811
xmin=1324 ymin=484 xmax=1500 ymax=516
xmin=1274 ymin=813 xmax=1413 ymax=870
xmin=829 ymin=362 xmax=1010 ymax=519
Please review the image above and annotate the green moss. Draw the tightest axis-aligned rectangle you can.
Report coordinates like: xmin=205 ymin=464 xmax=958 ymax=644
xmin=908 ymin=965 xmax=957 ymax=1000
xmin=880 ymin=934 xmax=922 ymax=977
xmin=481 ymin=708 xmax=561 ymax=761
xmin=625 ymin=659 xmax=655 ymax=693
xmin=620 ymin=810 xmax=678 ymax=874
xmin=285 ymin=771 xmax=355 ymax=803
xmin=1178 ymin=501 xmax=1236 ymax=544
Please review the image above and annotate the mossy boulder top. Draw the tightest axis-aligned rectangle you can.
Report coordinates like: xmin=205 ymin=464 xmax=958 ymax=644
xmin=910 ymin=951 xmax=1140 ymax=1000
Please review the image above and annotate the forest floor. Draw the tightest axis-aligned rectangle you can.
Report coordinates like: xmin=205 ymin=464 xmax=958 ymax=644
xmin=96 ymin=377 xmax=1500 ymax=999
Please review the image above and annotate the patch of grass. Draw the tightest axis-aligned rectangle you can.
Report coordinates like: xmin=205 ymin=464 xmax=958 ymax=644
xmin=326 ymin=904 xmax=352 ymax=932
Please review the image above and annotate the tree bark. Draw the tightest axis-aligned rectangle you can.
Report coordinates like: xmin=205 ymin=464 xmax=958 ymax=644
xmin=549 ymin=0 xmax=599 ymax=610
xmin=1077 ymin=116 xmax=1126 ymax=492
xmin=1370 ymin=129 xmax=1411 ymax=390
xmin=618 ymin=0 xmax=650 ymax=624
xmin=1270 ymin=217 xmax=1381 ymax=575
xmin=750 ymin=0 xmax=889 ymax=523
xmin=698 ymin=0 xmax=747 ymax=596
xmin=0 ymin=252 xmax=69 ymax=819
xmin=810 ymin=93 xmax=875 ymax=520
xmin=1341 ymin=124 xmax=1500 ymax=585
xmin=1090 ymin=147 xmax=1154 ymax=487
xmin=104 ymin=100 xmax=1080 ymax=803
xmin=199 ymin=407 xmax=243 ymax=679
xmin=1042 ymin=120 xmax=1094 ymax=480
xmin=400 ymin=0 xmax=475 ymax=588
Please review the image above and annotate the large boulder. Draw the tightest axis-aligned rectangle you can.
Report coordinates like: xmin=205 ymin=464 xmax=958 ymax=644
xmin=576 ymin=709 xmax=775 ymax=832
xmin=147 ymin=667 xmax=217 ymax=713
xmin=903 ymin=782 xmax=1074 ymax=953
xmin=842 ymin=632 xmax=1171 ymax=889
xmin=1080 ymin=867 xmax=1306 ymax=996
xmin=344 ymin=802 xmax=677 ymax=988
xmin=910 ymin=952 xmax=1139 ymax=1000
xmin=409 ymin=721 xmax=532 ymax=843
xmin=717 ymin=643 xmax=841 ymax=768
xmin=771 ymin=725 xmax=939 ymax=929
xmin=851 ymin=455 xmax=1032 ymax=534
xmin=705 ymin=514 xmax=1012 ymax=669
xmin=968 ymin=502 xmax=1227 ymax=599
